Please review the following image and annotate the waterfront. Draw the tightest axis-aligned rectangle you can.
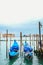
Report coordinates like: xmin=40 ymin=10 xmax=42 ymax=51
xmin=0 ymin=41 xmax=43 ymax=65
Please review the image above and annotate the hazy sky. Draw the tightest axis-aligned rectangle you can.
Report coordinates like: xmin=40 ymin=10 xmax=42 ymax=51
xmin=0 ymin=0 xmax=43 ymax=26
xmin=0 ymin=0 xmax=43 ymax=35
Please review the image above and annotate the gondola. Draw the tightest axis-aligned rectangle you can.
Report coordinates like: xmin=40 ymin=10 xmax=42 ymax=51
xmin=24 ymin=41 xmax=33 ymax=60
xmin=9 ymin=40 xmax=19 ymax=59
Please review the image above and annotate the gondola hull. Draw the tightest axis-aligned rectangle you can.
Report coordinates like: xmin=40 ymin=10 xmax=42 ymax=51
xmin=24 ymin=52 xmax=33 ymax=60
xmin=9 ymin=51 xmax=19 ymax=59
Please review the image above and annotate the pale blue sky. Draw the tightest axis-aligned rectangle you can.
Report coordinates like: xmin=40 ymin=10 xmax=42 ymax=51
xmin=0 ymin=0 xmax=43 ymax=36
xmin=0 ymin=18 xmax=43 ymax=36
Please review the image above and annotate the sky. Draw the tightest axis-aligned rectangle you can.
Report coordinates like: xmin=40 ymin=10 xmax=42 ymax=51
xmin=0 ymin=0 xmax=43 ymax=35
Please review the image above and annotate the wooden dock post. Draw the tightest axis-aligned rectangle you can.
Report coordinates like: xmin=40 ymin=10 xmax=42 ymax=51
xmin=30 ymin=34 xmax=31 ymax=46
xmin=41 ymin=35 xmax=43 ymax=50
xmin=10 ymin=37 xmax=11 ymax=47
xmin=41 ymin=35 xmax=43 ymax=47
xmin=32 ymin=34 xmax=35 ymax=50
xmin=20 ymin=32 xmax=22 ymax=56
xmin=32 ymin=34 xmax=34 ymax=50
xmin=39 ymin=22 xmax=42 ymax=48
xmin=36 ymin=34 xmax=39 ymax=50
xmin=34 ymin=34 xmax=35 ymax=50
xmin=0 ymin=33 xmax=1 ymax=46
xmin=6 ymin=29 xmax=8 ymax=58
xmin=31 ymin=34 xmax=33 ymax=46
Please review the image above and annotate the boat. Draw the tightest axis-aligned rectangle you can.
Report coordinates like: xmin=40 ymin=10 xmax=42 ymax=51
xmin=9 ymin=54 xmax=18 ymax=65
xmin=9 ymin=40 xmax=19 ymax=59
xmin=24 ymin=41 xmax=33 ymax=60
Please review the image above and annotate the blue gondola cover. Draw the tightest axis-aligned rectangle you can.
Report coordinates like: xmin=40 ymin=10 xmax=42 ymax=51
xmin=9 ymin=40 xmax=19 ymax=58
xmin=24 ymin=41 xmax=33 ymax=52
xmin=9 ymin=51 xmax=19 ymax=56
xmin=10 ymin=40 xmax=19 ymax=52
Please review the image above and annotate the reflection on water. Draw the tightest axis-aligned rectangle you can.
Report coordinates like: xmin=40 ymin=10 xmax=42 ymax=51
xmin=38 ymin=57 xmax=43 ymax=65
xmin=8 ymin=57 xmax=18 ymax=65
xmin=24 ymin=58 xmax=33 ymax=65
xmin=0 ymin=42 xmax=43 ymax=65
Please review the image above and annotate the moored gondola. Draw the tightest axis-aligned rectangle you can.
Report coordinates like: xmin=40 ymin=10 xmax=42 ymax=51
xmin=9 ymin=40 xmax=19 ymax=59
xmin=24 ymin=41 xmax=33 ymax=60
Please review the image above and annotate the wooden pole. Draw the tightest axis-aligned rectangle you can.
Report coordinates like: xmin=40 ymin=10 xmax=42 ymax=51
xmin=32 ymin=35 xmax=34 ymax=50
xmin=42 ymin=35 xmax=43 ymax=44
xmin=39 ymin=22 xmax=42 ymax=48
xmin=36 ymin=35 xmax=39 ymax=50
xmin=6 ymin=29 xmax=8 ymax=58
xmin=32 ymin=34 xmax=35 ymax=50
xmin=10 ymin=37 xmax=11 ymax=47
xmin=34 ymin=35 xmax=35 ymax=50
xmin=31 ymin=34 xmax=33 ymax=47
xmin=20 ymin=32 xmax=22 ymax=56
xmin=30 ymin=34 xmax=31 ymax=46
xmin=0 ymin=33 xmax=1 ymax=46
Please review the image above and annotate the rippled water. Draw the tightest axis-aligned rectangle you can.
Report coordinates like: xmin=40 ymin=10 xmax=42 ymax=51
xmin=0 ymin=42 xmax=43 ymax=65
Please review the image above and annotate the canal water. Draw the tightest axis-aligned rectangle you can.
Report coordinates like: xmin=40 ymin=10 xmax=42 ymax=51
xmin=0 ymin=41 xmax=43 ymax=65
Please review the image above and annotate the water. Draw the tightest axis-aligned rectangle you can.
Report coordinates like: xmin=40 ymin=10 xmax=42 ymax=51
xmin=0 ymin=42 xmax=43 ymax=65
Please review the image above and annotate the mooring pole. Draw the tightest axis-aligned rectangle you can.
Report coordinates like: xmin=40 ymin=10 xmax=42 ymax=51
xmin=6 ymin=29 xmax=8 ymax=58
xmin=42 ymin=35 xmax=43 ymax=43
xmin=39 ymin=22 xmax=42 ymax=48
xmin=32 ymin=35 xmax=34 ymax=46
xmin=34 ymin=35 xmax=35 ymax=50
xmin=36 ymin=34 xmax=39 ymax=50
xmin=10 ymin=37 xmax=11 ymax=47
xmin=30 ymin=34 xmax=31 ymax=46
xmin=0 ymin=33 xmax=1 ymax=46
xmin=20 ymin=32 xmax=22 ymax=56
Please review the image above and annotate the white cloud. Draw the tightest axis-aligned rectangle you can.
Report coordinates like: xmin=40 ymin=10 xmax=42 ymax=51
xmin=0 ymin=0 xmax=43 ymax=26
